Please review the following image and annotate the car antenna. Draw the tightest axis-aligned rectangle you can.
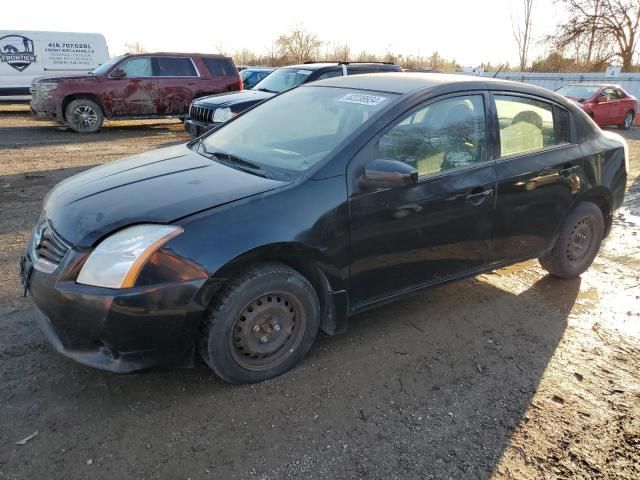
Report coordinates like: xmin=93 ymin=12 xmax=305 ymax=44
xmin=493 ymin=65 xmax=505 ymax=78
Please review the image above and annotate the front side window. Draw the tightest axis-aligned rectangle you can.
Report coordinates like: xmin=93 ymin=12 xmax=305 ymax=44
xmin=117 ymin=57 xmax=152 ymax=77
xmin=496 ymin=95 xmax=556 ymax=157
xmin=377 ymin=95 xmax=486 ymax=177
xmin=153 ymin=57 xmax=197 ymax=77
xmin=316 ymin=70 xmax=342 ymax=80
xmin=602 ymin=87 xmax=619 ymax=101
xmin=202 ymin=86 xmax=396 ymax=174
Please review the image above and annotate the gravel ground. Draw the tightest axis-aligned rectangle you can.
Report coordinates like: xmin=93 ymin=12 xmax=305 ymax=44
xmin=0 ymin=105 xmax=638 ymax=480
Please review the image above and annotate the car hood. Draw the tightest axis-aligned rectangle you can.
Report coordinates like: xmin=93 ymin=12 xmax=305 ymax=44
xmin=194 ymin=89 xmax=275 ymax=109
xmin=33 ymin=74 xmax=94 ymax=84
xmin=44 ymin=144 xmax=289 ymax=247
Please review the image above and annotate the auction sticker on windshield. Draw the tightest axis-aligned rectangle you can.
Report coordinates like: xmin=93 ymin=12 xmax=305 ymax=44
xmin=338 ymin=93 xmax=387 ymax=106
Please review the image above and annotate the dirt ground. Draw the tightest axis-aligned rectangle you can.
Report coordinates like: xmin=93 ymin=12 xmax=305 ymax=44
xmin=0 ymin=104 xmax=638 ymax=480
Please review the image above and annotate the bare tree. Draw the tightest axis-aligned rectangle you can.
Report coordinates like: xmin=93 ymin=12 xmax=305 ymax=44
xmin=550 ymin=0 xmax=640 ymax=70
xmin=512 ymin=0 xmax=535 ymax=70
xmin=275 ymin=26 xmax=323 ymax=64
xmin=124 ymin=41 xmax=146 ymax=54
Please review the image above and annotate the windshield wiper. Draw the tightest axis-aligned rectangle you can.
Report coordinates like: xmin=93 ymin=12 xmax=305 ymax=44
xmin=202 ymin=147 xmax=269 ymax=178
xmin=254 ymin=87 xmax=279 ymax=94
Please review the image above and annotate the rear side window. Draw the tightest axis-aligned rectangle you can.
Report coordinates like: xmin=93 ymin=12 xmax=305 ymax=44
xmin=203 ymin=58 xmax=237 ymax=77
xmin=495 ymin=95 xmax=559 ymax=157
xmin=153 ymin=57 xmax=197 ymax=77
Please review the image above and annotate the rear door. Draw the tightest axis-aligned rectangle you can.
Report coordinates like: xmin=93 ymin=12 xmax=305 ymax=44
xmin=104 ymin=56 xmax=157 ymax=116
xmin=153 ymin=56 xmax=199 ymax=115
xmin=348 ymin=92 xmax=497 ymax=306
xmin=487 ymin=93 xmax=582 ymax=266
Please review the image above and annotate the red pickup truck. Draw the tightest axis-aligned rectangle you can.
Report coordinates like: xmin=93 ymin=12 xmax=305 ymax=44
xmin=30 ymin=52 xmax=242 ymax=133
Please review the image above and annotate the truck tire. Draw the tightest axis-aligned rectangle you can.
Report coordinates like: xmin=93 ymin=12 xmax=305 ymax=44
xmin=65 ymin=98 xmax=104 ymax=133
xmin=198 ymin=263 xmax=321 ymax=384
xmin=539 ymin=202 xmax=604 ymax=279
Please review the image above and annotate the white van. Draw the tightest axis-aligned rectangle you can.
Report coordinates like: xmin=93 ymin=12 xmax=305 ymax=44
xmin=0 ymin=30 xmax=109 ymax=100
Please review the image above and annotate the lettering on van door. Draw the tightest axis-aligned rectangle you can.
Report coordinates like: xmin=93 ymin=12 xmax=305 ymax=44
xmin=0 ymin=35 xmax=36 ymax=71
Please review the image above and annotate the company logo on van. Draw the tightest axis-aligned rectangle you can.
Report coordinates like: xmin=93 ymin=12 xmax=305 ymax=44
xmin=0 ymin=35 xmax=37 ymax=72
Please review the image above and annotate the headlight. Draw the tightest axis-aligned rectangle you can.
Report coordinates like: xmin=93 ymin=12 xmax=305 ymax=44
xmin=77 ymin=224 xmax=183 ymax=289
xmin=35 ymin=82 xmax=59 ymax=92
xmin=213 ymin=107 xmax=233 ymax=123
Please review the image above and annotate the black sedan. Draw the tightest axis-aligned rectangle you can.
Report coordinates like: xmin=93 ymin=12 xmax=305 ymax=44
xmin=22 ymin=73 xmax=628 ymax=384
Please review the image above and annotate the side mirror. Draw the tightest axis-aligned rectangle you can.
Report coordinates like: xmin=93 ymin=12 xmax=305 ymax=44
xmin=111 ymin=68 xmax=126 ymax=79
xmin=596 ymin=95 xmax=607 ymax=103
xmin=362 ymin=159 xmax=418 ymax=188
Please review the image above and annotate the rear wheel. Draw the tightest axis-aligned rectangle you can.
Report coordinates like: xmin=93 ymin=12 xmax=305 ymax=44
xmin=539 ymin=202 xmax=604 ymax=279
xmin=619 ymin=110 xmax=634 ymax=130
xmin=65 ymin=98 xmax=104 ymax=133
xmin=198 ymin=263 xmax=320 ymax=384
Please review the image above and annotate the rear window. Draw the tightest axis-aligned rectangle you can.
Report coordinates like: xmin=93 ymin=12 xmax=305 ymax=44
xmin=153 ymin=57 xmax=197 ymax=77
xmin=203 ymin=58 xmax=237 ymax=77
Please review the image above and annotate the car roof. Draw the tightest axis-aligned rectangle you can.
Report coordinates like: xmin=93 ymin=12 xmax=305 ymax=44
xmin=282 ymin=62 xmax=399 ymax=71
xmin=243 ymin=67 xmax=275 ymax=72
xmin=563 ymin=83 xmax=616 ymax=88
xmin=124 ymin=52 xmax=231 ymax=59
xmin=310 ymin=72 xmax=553 ymax=95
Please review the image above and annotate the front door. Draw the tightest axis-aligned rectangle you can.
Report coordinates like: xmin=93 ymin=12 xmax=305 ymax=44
xmin=348 ymin=93 xmax=497 ymax=307
xmin=104 ymin=56 xmax=157 ymax=116
xmin=487 ymin=93 xmax=583 ymax=265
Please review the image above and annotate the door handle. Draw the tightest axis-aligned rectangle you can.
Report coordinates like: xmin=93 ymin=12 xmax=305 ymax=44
xmin=559 ymin=165 xmax=579 ymax=176
xmin=465 ymin=188 xmax=494 ymax=205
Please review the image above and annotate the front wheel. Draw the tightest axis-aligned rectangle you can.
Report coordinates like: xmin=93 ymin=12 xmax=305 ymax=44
xmin=619 ymin=110 xmax=634 ymax=130
xmin=198 ymin=263 xmax=320 ymax=384
xmin=539 ymin=202 xmax=604 ymax=279
xmin=65 ymin=98 xmax=104 ymax=133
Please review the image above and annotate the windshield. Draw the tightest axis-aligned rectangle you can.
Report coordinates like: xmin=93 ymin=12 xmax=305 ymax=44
xmin=556 ymin=85 xmax=600 ymax=101
xmin=252 ymin=68 xmax=313 ymax=93
xmin=92 ymin=56 xmax=123 ymax=76
xmin=201 ymin=86 xmax=397 ymax=174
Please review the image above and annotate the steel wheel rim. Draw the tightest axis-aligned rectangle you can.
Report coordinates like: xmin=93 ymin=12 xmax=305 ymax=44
xmin=229 ymin=291 xmax=306 ymax=371
xmin=566 ymin=217 xmax=595 ymax=264
xmin=625 ymin=112 xmax=633 ymax=128
xmin=72 ymin=105 xmax=98 ymax=129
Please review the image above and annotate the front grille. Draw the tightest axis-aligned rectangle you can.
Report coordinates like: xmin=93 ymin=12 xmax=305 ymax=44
xmin=189 ymin=103 xmax=216 ymax=124
xmin=32 ymin=218 xmax=71 ymax=270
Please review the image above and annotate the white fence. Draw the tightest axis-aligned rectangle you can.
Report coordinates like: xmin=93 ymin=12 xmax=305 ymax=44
xmin=471 ymin=72 xmax=640 ymax=99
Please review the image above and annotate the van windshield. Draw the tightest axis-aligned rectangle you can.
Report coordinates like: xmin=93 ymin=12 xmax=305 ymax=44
xmin=92 ymin=56 xmax=123 ymax=76
xmin=201 ymin=86 xmax=396 ymax=175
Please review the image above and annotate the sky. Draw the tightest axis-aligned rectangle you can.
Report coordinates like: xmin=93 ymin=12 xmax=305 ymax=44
xmin=4 ymin=0 xmax=563 ymax=66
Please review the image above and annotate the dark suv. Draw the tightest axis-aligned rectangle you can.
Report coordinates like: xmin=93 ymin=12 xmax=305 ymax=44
xmin=30 ymin=53 xmax=242 ymax=133
xmin=184 ymin=61 xmax=401 ymax=136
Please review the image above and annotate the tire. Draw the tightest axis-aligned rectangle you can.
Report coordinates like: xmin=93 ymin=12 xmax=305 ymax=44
xmin=539 ymin=202 xmax=604 ymax=279
xmin=619 ymin=110 xmax=634 ymax=130
xmin=65 ymin=98 xmax=104 ymax=133
xmin=198 ymin=263 xmax=321 ymax=384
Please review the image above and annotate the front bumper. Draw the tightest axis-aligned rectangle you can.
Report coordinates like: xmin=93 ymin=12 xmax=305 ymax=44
xmin=30 ymin=90 xmax=62 ymax=122
xmin=25 ymin=250 xmax=207 ymax=373
xmin=184 ymin=118 xmax=220 ymax=137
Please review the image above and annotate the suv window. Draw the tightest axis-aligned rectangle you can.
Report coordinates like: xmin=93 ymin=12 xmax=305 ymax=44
xmin=495 ymin=95 xmax=558 ymax=157
xmin=378 ymin=95 xmax=486 ymax=177
xmin=203 ymin=58 xmax=237 ymax=77
xmin=118 ymin=57 xmax=152 ymax=77
xmin=153 ymin=57 xmax=197 ymax=77
xmin=316 ymin=70 xmax=342 ymax=80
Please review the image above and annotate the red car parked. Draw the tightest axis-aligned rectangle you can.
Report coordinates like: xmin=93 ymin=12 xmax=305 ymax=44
xmin=556 ymin=83 xmax=637 ymax=130
xmin=30 ymin=53 xmax=242 ymax=133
